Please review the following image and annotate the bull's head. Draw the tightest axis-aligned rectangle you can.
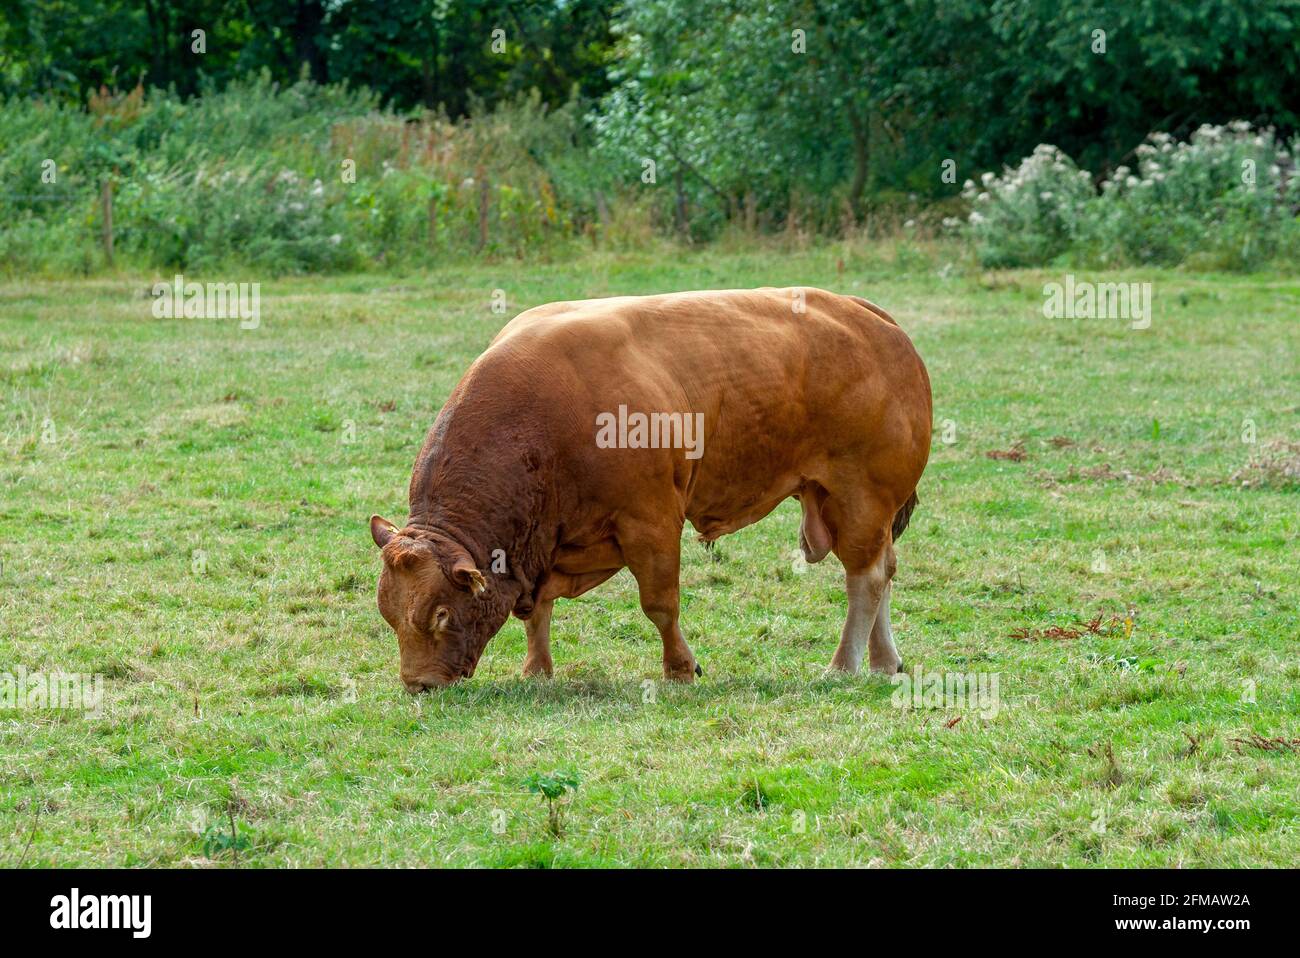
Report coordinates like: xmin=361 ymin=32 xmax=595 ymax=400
xmin=370 ymin=515 xmax=511 ymax=692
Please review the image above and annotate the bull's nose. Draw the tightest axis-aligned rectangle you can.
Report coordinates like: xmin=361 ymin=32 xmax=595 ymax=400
xmin=403 ymin=676 xmax=450 ymax=694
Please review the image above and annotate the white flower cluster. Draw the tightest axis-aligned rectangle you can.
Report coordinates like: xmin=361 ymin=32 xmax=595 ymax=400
xmin=1101 ymin=121 xmax=1291 ymax=198
xmin=961 ymin=143 xmax=1092 ymax=220
xmin=959 ymin=144 xmax=1094 ymax=231
xmin=959 ymin=120 xmax=1299 ymax=268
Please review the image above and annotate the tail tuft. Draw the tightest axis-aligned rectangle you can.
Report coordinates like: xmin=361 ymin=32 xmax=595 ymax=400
xmin=892 ymin=490 xmax=918 ymax=541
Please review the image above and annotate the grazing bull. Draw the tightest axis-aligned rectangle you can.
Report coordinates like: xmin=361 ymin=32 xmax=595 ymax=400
xmin=370 ymin=288 xmax=931 ymax=691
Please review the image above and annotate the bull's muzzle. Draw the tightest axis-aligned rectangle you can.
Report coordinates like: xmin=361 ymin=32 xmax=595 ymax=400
xmin=402 ymin=663 xmax=475 ymax=693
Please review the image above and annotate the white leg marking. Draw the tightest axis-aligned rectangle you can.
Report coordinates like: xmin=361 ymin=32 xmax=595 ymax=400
xmin=829 ymin=556 xmax=889 ymax=674
xmin=867 ymin=580 xmax=902 ymax=674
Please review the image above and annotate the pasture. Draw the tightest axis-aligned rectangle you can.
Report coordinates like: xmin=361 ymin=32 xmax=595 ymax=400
xmin=1 ymin=243 xmax=1297 ymax=866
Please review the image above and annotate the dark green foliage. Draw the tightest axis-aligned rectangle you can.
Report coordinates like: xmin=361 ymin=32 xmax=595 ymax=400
xmin=2 ymin=0 xmax=1299 ymax=261
xmin=0 ymin=0 xmax=618 ymax=114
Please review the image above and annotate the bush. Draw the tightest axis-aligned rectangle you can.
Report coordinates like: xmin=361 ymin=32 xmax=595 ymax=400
xmin=961 ymin=123 xmax=1300 ymax=271
xmin=1093 ymin=123 xmax=1298 ymax=269
xmin=961 ymin=145 xmax=1097 ymax=268
xmin=3 ymin=75 xmax=1296 ymax=277
xmin=116 ymin=166 xmax=357 ymax=275
xmin=0 ymin=79 xmax=637 ymax=276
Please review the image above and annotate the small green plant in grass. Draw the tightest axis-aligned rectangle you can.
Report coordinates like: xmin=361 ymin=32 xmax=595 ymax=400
xmin=201 ymin=804 xmax=252 ymax=862
xmin=523 ymin=770 xmax=581 ymax=838
xmin=740 ymin=777 xmax=770 ymax=811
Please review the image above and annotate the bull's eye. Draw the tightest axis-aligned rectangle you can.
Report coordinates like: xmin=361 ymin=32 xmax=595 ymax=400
xmin=431 ymin=606 xmax=451 ymax=631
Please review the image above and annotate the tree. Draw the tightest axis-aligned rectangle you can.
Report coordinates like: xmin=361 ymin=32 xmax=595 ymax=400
xmin=595 ymin=0 xmax=993 ymax=226
xmin=0 ymin=0 xmax=619 ymax=115
xmin=594 ymin=0 xmax=1300 ymax=230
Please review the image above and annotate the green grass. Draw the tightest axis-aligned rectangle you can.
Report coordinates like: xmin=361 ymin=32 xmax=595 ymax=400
xmin=1 ymin=242 xmax=1298 ymax=867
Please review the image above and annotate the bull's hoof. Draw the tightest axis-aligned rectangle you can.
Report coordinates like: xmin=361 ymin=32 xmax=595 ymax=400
xmin=694 ymin=662 xmax=703 ymax=677
xmin=521 ymin=657 xmax=554 ymax=679
xmin=663 ymin=660 xmax=697 ymax=683
xmin=869 ymin=658 xmax=904 ymax=676
xmin=827 ymin=654 xmax=860 ymax=674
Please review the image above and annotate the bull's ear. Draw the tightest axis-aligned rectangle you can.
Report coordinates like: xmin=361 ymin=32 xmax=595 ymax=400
xmin=370 ymin=515 xmax=399 ymax=549
xmin=449 ymin=556 xmax=488 ymax=597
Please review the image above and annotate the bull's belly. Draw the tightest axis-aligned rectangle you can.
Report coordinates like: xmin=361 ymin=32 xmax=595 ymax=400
xmin=685 ymin=469 xmax=804 ymax=542
xmin=679 ymin=404 xmax=839 ymax=541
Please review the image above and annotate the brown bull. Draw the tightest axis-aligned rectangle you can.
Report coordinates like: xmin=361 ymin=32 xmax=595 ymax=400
xmin=370 ymin=287 xmax=931 ymax=691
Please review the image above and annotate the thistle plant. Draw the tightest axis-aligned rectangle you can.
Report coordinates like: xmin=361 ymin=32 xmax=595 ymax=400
xmin=962 ymin=122 xmax=1300 ymax=270
xmin=961 ymin=144 xmax=1097 ymax=268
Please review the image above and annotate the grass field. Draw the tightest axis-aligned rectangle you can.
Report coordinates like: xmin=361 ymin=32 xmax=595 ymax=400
xmin=2 ymin=242 xmax=1298 ymax=867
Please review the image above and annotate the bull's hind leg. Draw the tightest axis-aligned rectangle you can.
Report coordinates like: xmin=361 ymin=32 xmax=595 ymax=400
xmin=829 ymin=551 xmax=895 ymax=674
xmin=867 ymin=579 xmax=903 ymax=674
xmin=825 ymin=496 xmax=899 ymax=674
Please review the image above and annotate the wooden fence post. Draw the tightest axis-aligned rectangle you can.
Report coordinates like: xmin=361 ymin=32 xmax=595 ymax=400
xmin=674 ymin=169 xmax=689 ymax=238
xmin=100 ymin=180 xmax=114 ymax=267
xmin=428 ymin=192 xmax=438 ymax=252
xmin=476 ymin=167 xmax=489 ymax=252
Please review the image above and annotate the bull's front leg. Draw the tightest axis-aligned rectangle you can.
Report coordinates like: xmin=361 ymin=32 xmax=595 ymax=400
xmin=522 ymin=598 xmax=555 ymax=678
xmin=522 ymin=559 xmax=623 ymax=679
xmin=619 ymin=521 xmax=699 ymax=683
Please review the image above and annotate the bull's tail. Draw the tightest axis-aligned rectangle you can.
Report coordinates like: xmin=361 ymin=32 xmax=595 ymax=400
xmin=892 ymin=490 xmax=919 ymax=542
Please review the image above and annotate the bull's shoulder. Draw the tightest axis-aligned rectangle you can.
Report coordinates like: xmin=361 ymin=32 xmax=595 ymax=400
xmin=666 ymin=286 xmax=898 ymax=330
xmin=491 ymin=300 xmax=581 ymax=346
xmin=490 ymin=295 xmax=652 ymax=346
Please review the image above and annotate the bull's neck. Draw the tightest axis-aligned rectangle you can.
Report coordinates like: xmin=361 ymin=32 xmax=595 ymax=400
xmin=404 ymin=394 xmax=554 ymax=598
xmin=405 ymin=473 xmax=540 ymax=572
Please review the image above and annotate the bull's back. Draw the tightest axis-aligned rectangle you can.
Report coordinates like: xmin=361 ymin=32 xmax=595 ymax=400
xmin=487 ymin=288 xmax=930 ymax=525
